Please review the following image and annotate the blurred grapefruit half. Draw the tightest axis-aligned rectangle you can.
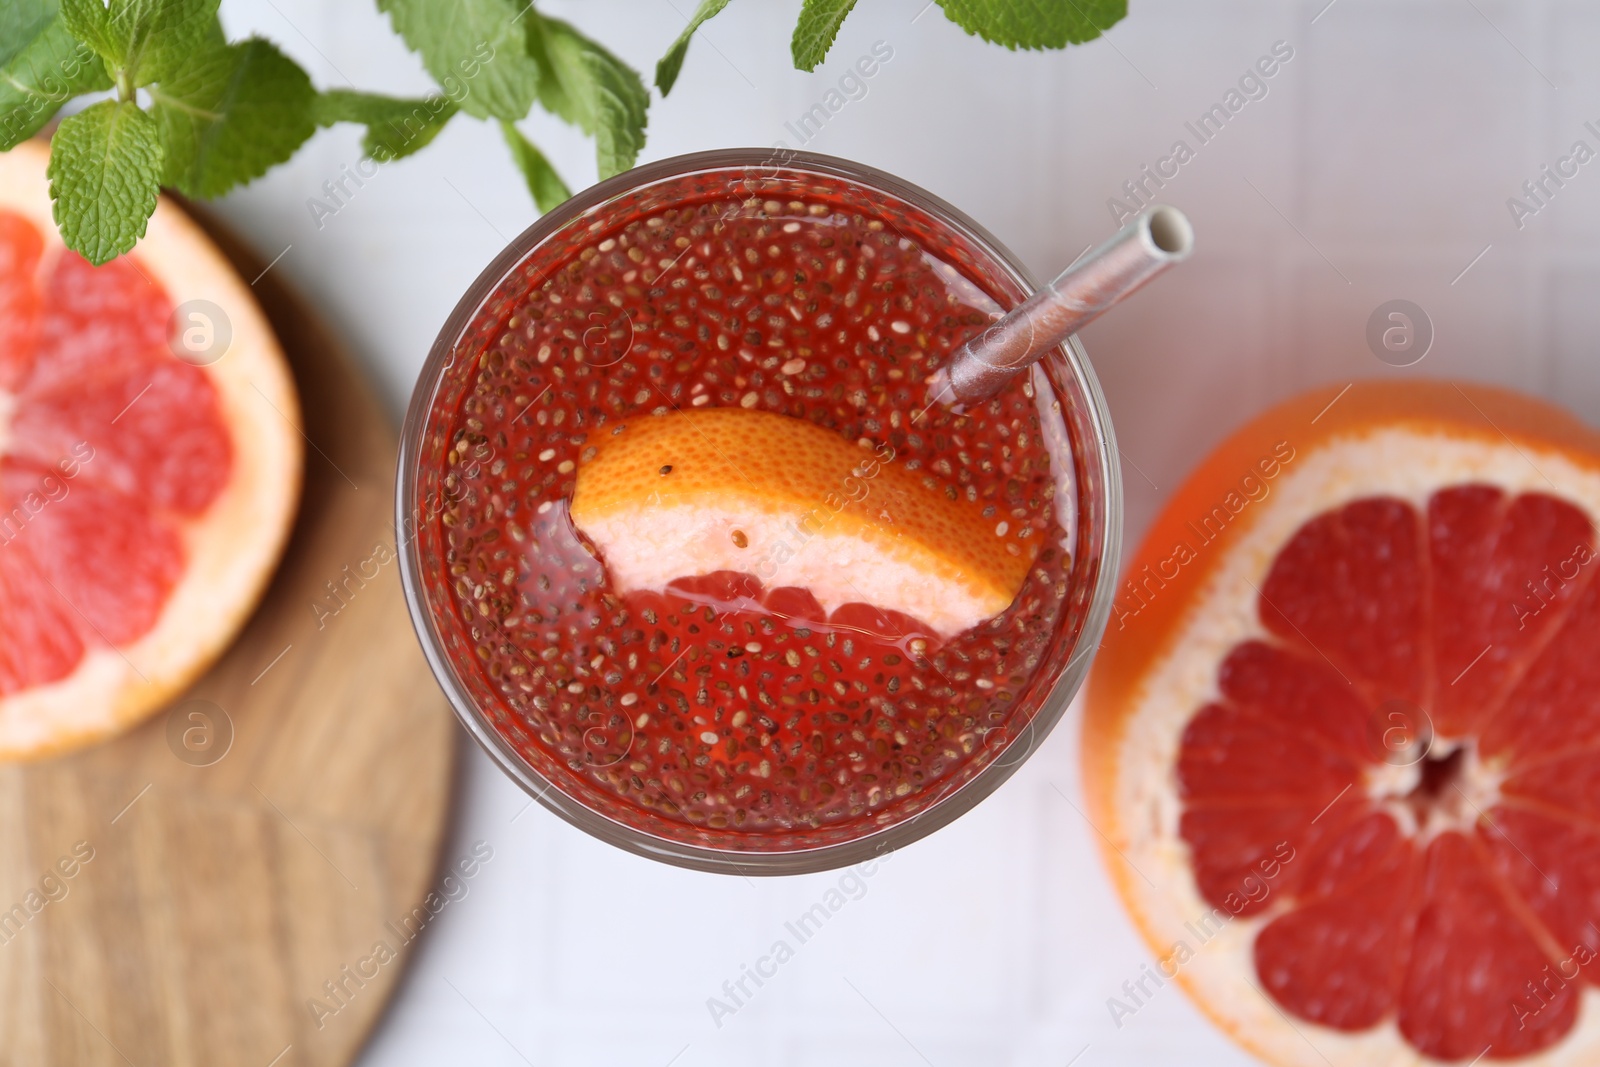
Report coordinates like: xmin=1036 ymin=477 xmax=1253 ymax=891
xmin=1085 ymin=380 xmax=1600 ymax=1065
xmin=0 ymin=140 xmax=300 ymax=758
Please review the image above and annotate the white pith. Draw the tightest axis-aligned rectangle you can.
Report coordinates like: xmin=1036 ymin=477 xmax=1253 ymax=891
xmin=1105 ymin=427 xmax=1600 ymax=1067
xmin=1366 ymin=740 xmax=1507 ymax=842
xmin=577 ymin=500 xmax=1010 ymax=638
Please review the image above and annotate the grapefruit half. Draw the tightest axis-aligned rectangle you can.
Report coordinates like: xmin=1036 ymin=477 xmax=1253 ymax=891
xmin=1084 ymin=380 xmax=1600 ymax=1065
xmin=0 ymin=140 xmax=301 ymax=758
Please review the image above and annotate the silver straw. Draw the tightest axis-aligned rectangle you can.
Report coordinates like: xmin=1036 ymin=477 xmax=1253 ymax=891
xmin=927 ymin=205 xmax=1194 ymax=408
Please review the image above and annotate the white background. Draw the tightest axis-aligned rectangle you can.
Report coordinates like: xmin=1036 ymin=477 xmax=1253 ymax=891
xmin=207 ymin=1 xmax=1600 ymax=1064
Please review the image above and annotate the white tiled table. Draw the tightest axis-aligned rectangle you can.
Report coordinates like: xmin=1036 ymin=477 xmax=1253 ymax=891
xmin=210 ymin=2 xmax=1595 ymax=1063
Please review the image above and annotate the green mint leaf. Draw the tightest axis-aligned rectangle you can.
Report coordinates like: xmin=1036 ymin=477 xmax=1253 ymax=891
xmin=526 ymin=14 xmax=647 ymax=179
xmin=377 ymin=0 xmax=540 ymax=122
xmin=934 ymin=0 xmax=1125 ymax=49
xmin=115 ymin=0 xmax=221 ymax=85
xmin=47 ymin=98 xmax=161 ymax=264
xmin=790 ymin=0 xmax=857 ymax=72
xmin=58 ymin=0 xmax=218 ymax=82
xmin=197 ymin=11 xmax=223 ymax=48
xmin=150 ymin=37 xmax=316 ymax=198
xmin=1 ymin=0 xmax=60 ymax=68
xmin=315 ymin=89 xmax=458 ymax=161
xmin=499 ymin=119 xmax=569 ymax=213
xmin=57 ymin=0 xmax=118 ymax=63
xmin=0 ymin=4 xmax=113 ymax=150
xmin=654 ymin=0 xmax=729 ymax=95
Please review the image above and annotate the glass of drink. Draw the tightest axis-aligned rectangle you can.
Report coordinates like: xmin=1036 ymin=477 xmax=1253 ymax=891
xmin=398 ymin=149 xmax=1121 ymax=873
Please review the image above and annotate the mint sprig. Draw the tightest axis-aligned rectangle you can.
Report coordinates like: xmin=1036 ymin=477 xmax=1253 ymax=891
xmin=314 ymin=89 xmax=457 ymax=162
xmin=790 ymin=0 xmax=859 ymax=73
xmin=659 ymin=0 xmax=1125 ymax=94
xmin=376 ymin=0 xmax=539 ymax=122
xmin=654 ymin=0 xmax=730 ymax=95
xmin=113 ymin=0 xmax=218 ymax=86
xmin=152 ymin=37 xmax=315 ymax=198
xmin=936 ymin=0 xmax=1127 ymax=49
xmin=526 ymin=13 xmax=647 ymax=180
xmin=499 ymin=119 xmax=569 ymax=212
xmin=47 ymin=97 xmax=160 ymax=263
xmin=4 ymin=0 xmax=1124 ymax=267
xmin=56 ymin=0 xmax=120 ymax=74
xmin=0 ymin=3 xmax=111 ymax=151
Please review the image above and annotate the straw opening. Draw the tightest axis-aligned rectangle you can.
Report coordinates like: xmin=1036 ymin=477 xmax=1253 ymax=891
xmin=1146 ymin=205 xmax=1195 ymax=258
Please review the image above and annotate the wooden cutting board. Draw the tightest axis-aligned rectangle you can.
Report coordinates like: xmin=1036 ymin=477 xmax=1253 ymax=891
xmin=0 ymin=210 xmax=457 ymax=1067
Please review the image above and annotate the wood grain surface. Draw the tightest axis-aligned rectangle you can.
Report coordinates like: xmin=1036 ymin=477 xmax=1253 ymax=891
xmin=0 ymin=210 xmax=457 ymax=1067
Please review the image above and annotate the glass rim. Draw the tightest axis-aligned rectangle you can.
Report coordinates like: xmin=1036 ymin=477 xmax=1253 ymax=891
xmin=397 ymin=147 xmax=1124 ymax=875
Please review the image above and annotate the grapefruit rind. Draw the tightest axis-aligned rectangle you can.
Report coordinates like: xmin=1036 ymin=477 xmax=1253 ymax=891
xmin=0 ymin=140 xmax=301 ymax=759
xmin=1083 ymin=381 xmax=1600 ymax=1067
xmin=570 ymin=408 xmax=1037 ymax=637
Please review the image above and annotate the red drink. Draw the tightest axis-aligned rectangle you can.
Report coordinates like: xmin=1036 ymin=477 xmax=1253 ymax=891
xmin=401 ymin=151 xmax=1118 ymax=871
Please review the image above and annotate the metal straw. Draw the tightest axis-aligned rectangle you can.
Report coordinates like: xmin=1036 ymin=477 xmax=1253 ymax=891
xmin=927 ymin=205 xmax=1194 ymax=408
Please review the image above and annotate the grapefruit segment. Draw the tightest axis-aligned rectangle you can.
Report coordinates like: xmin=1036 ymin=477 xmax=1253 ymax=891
xmin=569 ymin=407 xmax=1036 ymax=637
xmin=1177 ymin=802 xmax=1337 ymax=916
xmin=1501 ymin=758 xmax=1600 ymax=825
xmin=1258 ymin=496 xmax=1427 ymax=708
xmin=0 ymin=212 xmax=42 ymax=389
xmin=0 ymin=140 xmax=300 ymax=758
xmin=1085 ymin=381 xmax=1600 ymax=1066
xmin=1483 ymin=571 xmax=1600 ymax=764
xmin=5 ymin=460 xmax=184 ymax=647
xmin=12 ymin=354 xmax=232 ymax=513
xmin=1480 ymin=809 xmax=1600 ymax=973
xmin=1254 ymin=834 xmax=1416 ymax=1031
xmin=0 ymin=537 xmax=84 ymax=691
xmin=1399 ymin=834 xmax=1576 ymax=1059
xmin=1290 ymin=810 xmax=1409 ymax=903
xmin=1216 ymin=640 xmax=1374 ymax=763
xmin=1177 ymin=700 xmax=1363 ymax=806
xmin=1428 ymin=487 xmax=1595 ymax=737
xmin=33 ymin=250 xmax=168 ymax=387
